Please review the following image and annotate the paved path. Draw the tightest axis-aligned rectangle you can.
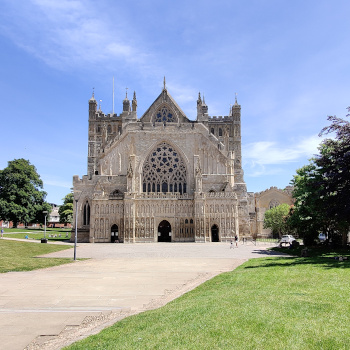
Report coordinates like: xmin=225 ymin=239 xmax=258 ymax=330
xmin=0 ymin=241 xmax=284 ymax=350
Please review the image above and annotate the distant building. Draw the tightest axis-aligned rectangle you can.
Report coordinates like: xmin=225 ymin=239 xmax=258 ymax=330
xmin=249 ymin=186 xmax=294 ymax=237
xmin=47 ymin=203 xmax=71 ymax=228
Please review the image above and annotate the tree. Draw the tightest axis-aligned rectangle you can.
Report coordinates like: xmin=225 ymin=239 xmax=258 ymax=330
xmin=59 ymin=193 xmax=73 ymax=224
xmin=315 ymin=111 xmax=350 ymax=245
xmin=289 ymin=109 xmax=350 ymax=246
xmin=263 ymin=203 xmax=291 ymax=238
xmin=289 ymin=161 xmax=329 ymax=245
xmin=0 ymin=159 xmax=51 ymax=227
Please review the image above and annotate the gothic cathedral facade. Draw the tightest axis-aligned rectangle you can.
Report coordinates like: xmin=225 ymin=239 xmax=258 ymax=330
xmin=72 ymin=83 xmax=252 ymax=243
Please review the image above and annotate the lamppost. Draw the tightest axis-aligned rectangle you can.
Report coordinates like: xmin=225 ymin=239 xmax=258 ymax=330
xmin=74 ymin=197 xmax=78 ymax=260
xmin=71 ymin=190 xmax=82 ymax=261
xmin=42 ymin=211 xmax=48 ymax=243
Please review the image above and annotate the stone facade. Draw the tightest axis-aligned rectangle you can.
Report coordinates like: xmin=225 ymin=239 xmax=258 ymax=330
xmin=248 ymin=186 xmax=294 ymax=237
xmin=72 ymin=83 xmax=252 ymax=243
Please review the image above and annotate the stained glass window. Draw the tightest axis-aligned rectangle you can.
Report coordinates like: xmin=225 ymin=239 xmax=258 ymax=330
xmin=142 ymin=142 xmax=187 ymax=194
xmin=155 ymin=106 xmax=176 ymax=123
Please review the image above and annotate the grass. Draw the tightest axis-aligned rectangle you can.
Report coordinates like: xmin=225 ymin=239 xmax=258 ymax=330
xmin=0 ymin=239 xmax=74 ymax=273
xmin=65 ymin=252 xmax=350 ymax=350
xmin=3 ymin=227 xmax=71 ymax=241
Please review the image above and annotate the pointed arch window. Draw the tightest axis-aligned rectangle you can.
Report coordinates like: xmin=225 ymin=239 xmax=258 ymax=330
xmin=154 ymin=105 xmax=176 ymax=123
xmin=142 ymin=142 xmax=187 ymax=194
xmin=83 ymin=202 xmax=90 ymax=225
xmin=219 ymin=128 xmax=223 ymax=136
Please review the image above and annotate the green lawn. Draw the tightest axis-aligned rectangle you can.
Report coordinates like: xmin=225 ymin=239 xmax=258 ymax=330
xmin=65 ymin=252 xmax=350 ymax=350
xmin=3 ymin=227 xmax=71 ymax=241
xmin=0 ymin=239 xmax=74 ymax=273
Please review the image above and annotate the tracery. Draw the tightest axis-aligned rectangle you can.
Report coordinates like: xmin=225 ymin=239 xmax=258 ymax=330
xmin=142 ymin=142 xmax=187 ymax=194
xmin=154 ymin=105 xmax=176 ymax=123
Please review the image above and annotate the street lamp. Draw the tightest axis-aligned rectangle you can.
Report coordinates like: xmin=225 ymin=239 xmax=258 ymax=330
xmin=74 ymin=197 xmax=78 ymax=260
xmin=71 ymin=189 xmax=82 ymax=261
xmin=42 ymin=211 xmax=48 ymax=243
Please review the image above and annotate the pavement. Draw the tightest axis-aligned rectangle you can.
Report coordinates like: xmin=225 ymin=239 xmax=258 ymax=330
xmin=0 ymin=240 xmax=285 ymax=350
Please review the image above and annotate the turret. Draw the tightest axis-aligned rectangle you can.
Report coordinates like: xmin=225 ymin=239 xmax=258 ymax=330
xmin=89 ymin=91 xmax=97 ymax=120
xmin=196 ymin=92 xmax=208 ymax=123
xmin=132 ymin=91 xmax=137 ymax=112
xmin=122 ymin=89 xmax=137 ymax=123
xmin=231 ymin=93 xmax=241 ymax=122
xmin=123 ymin=91 xmax=130 ymax=112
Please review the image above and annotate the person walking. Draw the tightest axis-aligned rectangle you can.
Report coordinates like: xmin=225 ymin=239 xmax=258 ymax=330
xmin=234 ymin=235 xmax=238 ymax=247
xmin=1 ymin=228 xmax=4 ymax=238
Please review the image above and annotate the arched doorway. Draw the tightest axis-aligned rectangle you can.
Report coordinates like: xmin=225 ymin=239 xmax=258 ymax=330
xmin=158 ymin=220 xmax=172 ymax=242
xmin=211 ymin=224 xmax=219 ymax=242
xmin=111 ymin=224 xmax=119 ymax=243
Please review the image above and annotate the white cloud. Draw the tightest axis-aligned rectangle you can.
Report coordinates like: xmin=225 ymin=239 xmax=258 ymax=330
xmin=244 ymin=134 xmax=321 ymax=166
xmin=42 ymin=177 xmax=72 ymax=189
xmin=0 ymin=0 xmax=142 ymax=71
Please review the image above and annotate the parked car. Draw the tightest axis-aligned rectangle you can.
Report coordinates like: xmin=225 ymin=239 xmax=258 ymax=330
xmin=279 ymin=235 xmax=296 ymax=246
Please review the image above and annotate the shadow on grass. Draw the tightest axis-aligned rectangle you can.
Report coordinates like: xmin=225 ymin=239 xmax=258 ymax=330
xmin=245 ymin=246 xmax=350 ymax=269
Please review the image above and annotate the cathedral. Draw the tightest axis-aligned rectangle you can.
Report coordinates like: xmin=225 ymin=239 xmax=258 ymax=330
xmin=72 ymin=81 xmax=292 ymax=243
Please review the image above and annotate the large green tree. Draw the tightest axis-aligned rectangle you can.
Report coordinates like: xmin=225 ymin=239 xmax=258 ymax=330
xmin=59 ymin=193 xmax=73 ymax=224
xmin=315 ymin=112 xmax=350 ymax=244
xmin=289 ymin=160 xmax=329 ymax=245
xmin=263 ymin=203 xmax=291 ymax=238
xmin=0 ymin=159 xmax=51 ymax=227
xmin=290 ymin=109 xmax=350 ymax=246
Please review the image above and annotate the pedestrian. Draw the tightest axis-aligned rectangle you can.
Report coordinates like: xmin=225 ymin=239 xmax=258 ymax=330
xmin=234 ymin=235 xmax=238 ymax=247
xmin=1 ymin=228 xmax=3 ymax=238
xmin=230 ymin=240 xmax=234 ymax=249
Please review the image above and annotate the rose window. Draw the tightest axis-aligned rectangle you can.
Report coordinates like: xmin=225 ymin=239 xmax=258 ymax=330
xmin=142 ymin=142 xmax=187 ymax=193
xmin=155 ymin=106 xmax=176 ymax=123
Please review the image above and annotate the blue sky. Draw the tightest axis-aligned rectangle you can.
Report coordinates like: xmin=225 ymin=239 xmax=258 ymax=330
xmin=1 ymin=0 xmax=349 ymax=205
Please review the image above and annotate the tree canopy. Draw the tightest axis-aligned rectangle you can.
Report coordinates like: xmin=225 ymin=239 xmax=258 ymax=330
xmin=263 ymin=203 xmax=291 ymax=238
xmin=0 ymin=159 xmax=51 ymax=227
xmin=59 ymin=193 xmax=73 ymax=224
xmin=317 ymin=113 xmax=350 ymax=227
xmin=290 ymin=109 xmax=350 ymax=245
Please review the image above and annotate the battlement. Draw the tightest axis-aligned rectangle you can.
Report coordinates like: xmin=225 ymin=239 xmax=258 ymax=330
xmin=209 ymin=115 xmax=232 ymax=122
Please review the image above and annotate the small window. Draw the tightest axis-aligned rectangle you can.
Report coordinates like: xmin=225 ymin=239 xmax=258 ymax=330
xmin=211 ymin=128 xmax=214 ymax=134
xmin=219 ymin=128 xmax=222 ymax=136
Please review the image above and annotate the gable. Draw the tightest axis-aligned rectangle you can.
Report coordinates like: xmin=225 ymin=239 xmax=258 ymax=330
xmin=140 ymin=88 xmax=191 ymax=123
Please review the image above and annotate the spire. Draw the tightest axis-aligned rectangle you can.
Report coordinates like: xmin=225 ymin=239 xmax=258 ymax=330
xmin=163 ymin=76 xmax=166 ymax=90
xmin=132 ymin=91 xmax=137 ymax=112
xmin=234 ymin=92 xmax=238 ymax=105
xmin=89 ymin=87 xmax=96 ymax=102
xmin=197 ymin=92 xmax=202 ymax=105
